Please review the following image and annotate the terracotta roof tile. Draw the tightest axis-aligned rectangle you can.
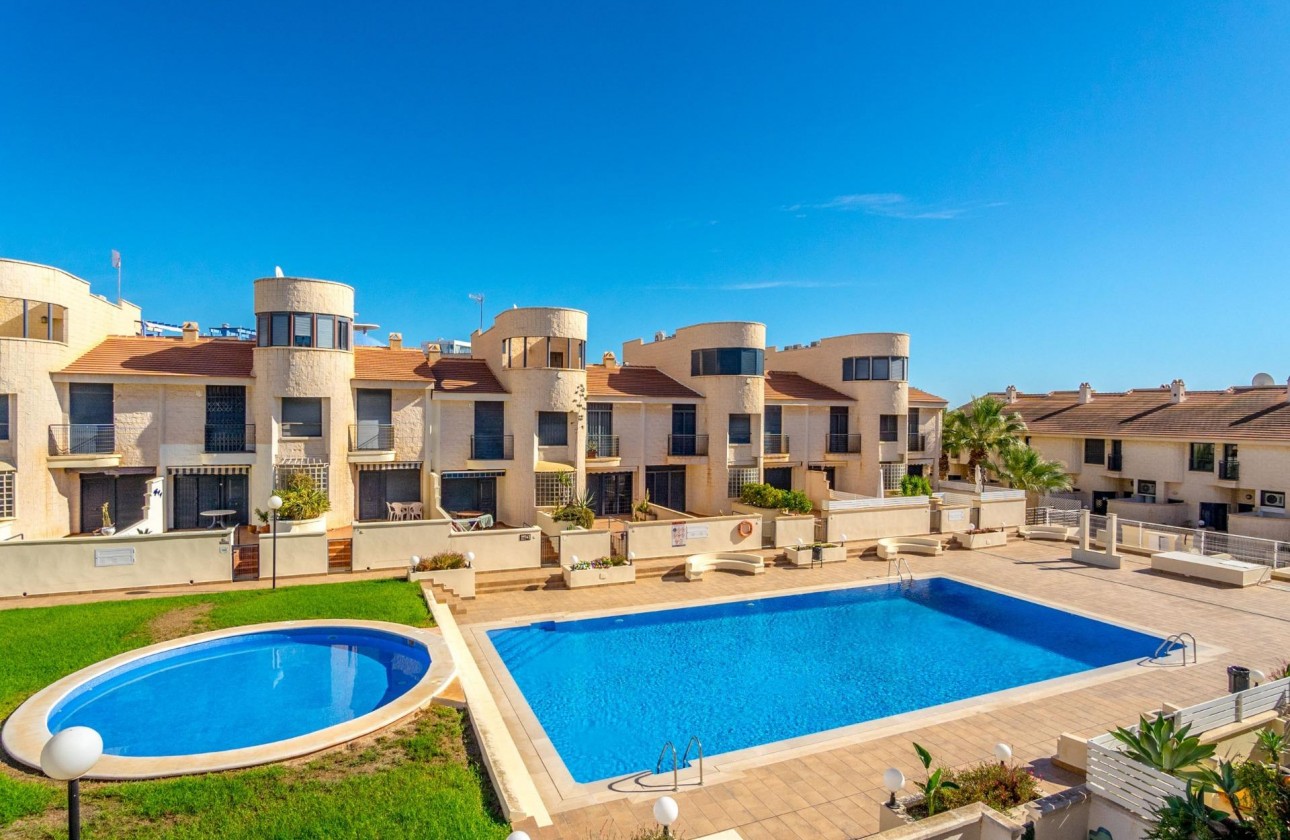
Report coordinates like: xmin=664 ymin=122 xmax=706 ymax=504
xmin=908 ymin=386 xmax=948 ymax=404
xmin=60 ymin=336 xmax=253 ymax=377
xmin=763 ymin=371 xmax=853 ymax=402
xmin=978 ymin=387 xmax=1290 ymax=442
xmin=585 ymin=364 xmax=700 ymax=399
xmin=354 ymin=348 xmax=506 ymax=393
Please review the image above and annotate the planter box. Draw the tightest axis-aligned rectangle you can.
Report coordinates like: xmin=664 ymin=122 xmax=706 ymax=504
xmin=784 ymin=545 xmax=846 ymax=566
xmin=407 ymin=565 xmax=476 ymax=598
xmin=271 ymin=516 xmax=327 ymax=535
xmin=958 ymin=530 xmax=1007 ymax=550
xmin=562 ymin=563 xmax=636 ymax=589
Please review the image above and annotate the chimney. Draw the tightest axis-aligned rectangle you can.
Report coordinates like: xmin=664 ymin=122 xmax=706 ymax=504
xmin=1077 ymin=382 xmax=1093 ymax=404
xmin=1170 ymin=378 xmax=1186 ymax=404
xmin=1005 ymin=385 xmax=1019 ymax=404
xmin=388 ymin=332 xmax=403 ymax=351
xmin=601 ymin=350 xmax=618 ymax=371
xmin=181 ymin=321 xmax=199 ymax=343
xmin=1285 ymin=376 xmax=1289 ymax=403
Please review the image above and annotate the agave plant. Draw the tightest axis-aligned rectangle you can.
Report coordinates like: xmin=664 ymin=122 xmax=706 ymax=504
xmin=1254 ymin=729 xmax=1284 ymax=767
xmin=1146 ymin=781 xmax=1230 ymax=840
xmin=1111 ymin=714 xmax=1216 ymax=778
xmin=1197 ymin=761 xmax=1248 ymax=823
xmin=912 ymin=742 xmax=960 ymax=817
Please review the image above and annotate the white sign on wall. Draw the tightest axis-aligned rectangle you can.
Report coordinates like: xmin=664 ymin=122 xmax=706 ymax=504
xmin=670 ymin=524 xmax=687 ymax=547
xmin=946 ymin=509 xmax=966 ymax=522
xmin=94 ymin=548 xmax=136 ymax=567
xmin=685 ymin=524 xmax=709 ymax=540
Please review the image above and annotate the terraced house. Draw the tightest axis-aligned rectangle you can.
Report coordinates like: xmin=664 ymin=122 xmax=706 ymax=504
xmin=0 ymin=257 xmax=944 ymax=540
xmin=986 ymin=379 xmax=1290 ymax=542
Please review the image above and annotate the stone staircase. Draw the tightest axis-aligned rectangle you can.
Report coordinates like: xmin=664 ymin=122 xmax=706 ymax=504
xmin=422 ymin=580 xmax=468 ymax=615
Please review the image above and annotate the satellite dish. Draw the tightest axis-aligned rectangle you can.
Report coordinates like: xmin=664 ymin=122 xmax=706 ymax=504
xmin=1252 ymin=372 xmax=1276 ymax=387
xmin=274 ymin=266 xmax=285 ymax=278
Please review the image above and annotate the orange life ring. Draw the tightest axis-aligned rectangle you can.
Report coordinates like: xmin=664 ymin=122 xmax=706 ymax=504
xmin=738 ymin=520 xmax=754 ymax=537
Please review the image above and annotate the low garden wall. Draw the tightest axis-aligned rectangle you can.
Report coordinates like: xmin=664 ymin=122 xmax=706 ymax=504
xmin=559 ymin=529 xmax=611 ymax=566
xmin=0 ymin=529 xmax=233 ymax=598
xmin=625 ymin=513 xmax=762 ymax=560
xmin=977 ymin=498 xmax=1027 ymax=530
xmin=824 ymin=502 xmax=930 ymax=542
xmin=351 ymin=519 xmax=454 ymax=571
xmin=448 ymin=526 xmax=542 ymax=571
xmin=731 ymin=503 xmax=815 ymax=548
xmin=262 ymin=531 xmax=328 ymax=579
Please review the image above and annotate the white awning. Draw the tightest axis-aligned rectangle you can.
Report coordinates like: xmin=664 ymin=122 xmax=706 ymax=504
xmin=168 ymin=465 xmax=251 ymax=476
xmin=535 ymin=460 xmax=575 ymax=473
xmin=355 ymin=461 xmax=423 ymax=472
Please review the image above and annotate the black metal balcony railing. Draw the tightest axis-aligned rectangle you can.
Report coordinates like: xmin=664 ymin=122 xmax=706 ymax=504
xmin=908 ymin=433 xmax=926 ymax=452
xmin=204 ymin=424 xmax=256 ymax=453
xmin=1106 ymin=453 xmax=1122 ymax=471
xmin=49 ymin=424 xmax=116 ymax=456
xmin=280 ymin=421 xmax=323 ymax=438
xmin=827 ymin=432 xmax=861 ymax=454
xmin=668 ymin=434 xmax=709 ymax=456
xmin=585 ymin=434 xmax=619 ymax=458
xmin=763 ymin=433 xmax=789 ymax=455
xmin=349 ymin=423 xmax=394 ymax=451
xmin=1219 ymin=458 xmax=1240 ymax=481
xmin=471 ymin=434 xmax=514 ymax=460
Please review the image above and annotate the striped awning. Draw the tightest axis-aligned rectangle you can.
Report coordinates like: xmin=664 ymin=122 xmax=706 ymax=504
xmin=355 ymin=461 xmax=423 ymax=472
xmin=168 ymin=465 xmax=251 ymax=476
xmin=441 ymin=470 xmax=505 ymax=479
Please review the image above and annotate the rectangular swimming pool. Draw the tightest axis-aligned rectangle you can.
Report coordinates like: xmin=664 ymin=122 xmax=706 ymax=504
xmin=487 ymin=577 xmax=1164 ymax=784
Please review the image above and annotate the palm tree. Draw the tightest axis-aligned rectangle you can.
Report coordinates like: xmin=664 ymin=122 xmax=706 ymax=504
xmin=941 ymin=396 xmax=1027 ymax=479
xmin=990 ymin=445 xmax=1072 ymax=505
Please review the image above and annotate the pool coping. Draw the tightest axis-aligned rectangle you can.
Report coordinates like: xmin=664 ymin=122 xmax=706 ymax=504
xmin=464 ymin=571 xmax=1223 ymax=811
xmin=2 ymin=619 xmax=457 ymax=780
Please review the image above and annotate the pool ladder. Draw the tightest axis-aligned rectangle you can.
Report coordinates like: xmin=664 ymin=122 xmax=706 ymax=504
xmin=1153 ymin=632 xmax=1196 ymax=665
xmin=655 ymin=735 xmax=704 ymax=791
xmin=888 ymin=556 xmax=914 ymax=583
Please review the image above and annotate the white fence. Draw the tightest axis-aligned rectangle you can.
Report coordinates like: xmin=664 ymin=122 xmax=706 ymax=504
xmin=938 ymin=480 xmax=1027 ymax=501
xmin=1026 ymin=507 xmax=1289 ymax=569
xmin=821 ymin=494 xmax=929 ymax=511
xmin=1087 ymin=676 xmax=1290 ymax=818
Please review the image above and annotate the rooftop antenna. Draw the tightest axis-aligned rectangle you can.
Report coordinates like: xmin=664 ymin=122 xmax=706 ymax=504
xmin=468 ymin=293 xmax=485 ymax=332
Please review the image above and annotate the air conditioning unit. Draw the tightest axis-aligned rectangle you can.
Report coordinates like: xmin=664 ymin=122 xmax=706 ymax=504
xmin=1263 ymin=492 xmax=1286 ymax=508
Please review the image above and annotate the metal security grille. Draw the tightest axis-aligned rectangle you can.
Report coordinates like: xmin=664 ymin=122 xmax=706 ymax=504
xmin=727 ymin=467 xmax=758 ymax=499
xmin=0 ymin=471 xmax=13 ymax=519
xmin=535 ymin=471 xmax=573 ymax=507
xmin=275 ymin=459 xmax=329 ymax=497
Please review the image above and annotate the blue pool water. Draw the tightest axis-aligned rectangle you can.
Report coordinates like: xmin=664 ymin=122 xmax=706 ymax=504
xmin=489 ymin=578 xmax=1164 ymax=783
xmin=48 ymin=627 xmax=430 ymax=756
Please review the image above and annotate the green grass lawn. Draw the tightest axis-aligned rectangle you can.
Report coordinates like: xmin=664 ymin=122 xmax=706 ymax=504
xmin=0 ymin=579 xmax=510 ymax=839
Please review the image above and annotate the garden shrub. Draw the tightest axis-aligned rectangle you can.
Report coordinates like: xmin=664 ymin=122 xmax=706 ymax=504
xmin=739 ymin=483 xmax=813 ymax=514
xmin=414 ymin=552 xmax=469 ymax=572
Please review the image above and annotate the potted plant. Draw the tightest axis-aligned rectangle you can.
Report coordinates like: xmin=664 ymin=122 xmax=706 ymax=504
xmin=633 ymin=491 xmax=654 ymax=522
xmin=563 ymin=555 xmax=636 ymax=589
xmin=99 ymin=502 xmax=115 ymax=536
xmin=268 ymin=473 xmax=331 ymax=533
xmin=585 ymin=439 xmax=599 ymax=459
xmin=552 ymin=491 xmax=595 ymax=530
xmin=957 ymin=527 xmax=1007 ymax=550
xmin=252 ymin=508 xmax=271 ymax=535
xmin=407 ymin=551 xmax=475 ymax=598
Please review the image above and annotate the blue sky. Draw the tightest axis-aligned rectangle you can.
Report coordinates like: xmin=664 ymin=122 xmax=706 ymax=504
xmin=2 ymin=2 xmax=1288 ymax=404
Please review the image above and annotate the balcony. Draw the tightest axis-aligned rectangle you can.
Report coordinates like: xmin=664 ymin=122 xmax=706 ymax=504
xmin=585 ymin=434 xmax=620 ymax=459
xmin=763 ymin=433 xmax=790 ymax=456
xmin=1106 ymin=453 xmax=1122 ymax=471
xmin=204 ymin=424 xmax=256 ymax=453
xmin=48 ymin=424 xmax=120 ymax=468
xmin=470 ymin=434 xmax=514 ymax=460
xmin=1219 ymin=458 xmax=1240 ymax=482
xmin=668 ymin=434 xmax=709 ymax=457
xmin=349 ymin=423 xmax=394 ymax=451
xmin=826 ymin=433 xmax=861 ymax=455
xmin=908 ymin=433 xmax=926 ymax=452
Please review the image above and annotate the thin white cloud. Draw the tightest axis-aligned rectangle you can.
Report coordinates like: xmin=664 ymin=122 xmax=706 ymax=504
xmin=654 ymin=279 xmax=857 ymax=292
xmin=785 ymin=193 xmax=1004 ymax=220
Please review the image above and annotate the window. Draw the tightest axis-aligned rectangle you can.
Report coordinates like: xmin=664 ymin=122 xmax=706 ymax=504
xmin=282 ymin=398 xmax=323 ymax=437
xmin=840 ymin=356 xmax=907 ymax=381
xmin=0 ymin=296 xmax=67 ymax=342
xmin=728 ymin=413 xmax=752 ymax=444
xmin=0 ymin=394 xmax=8 ymax=440
xmin=316 ymin=316 xmax=335 ymax=349
xmin=257 ymin=312 xmax=352 ymax=349
xmin=690 ymin=347 xmax=765 ymax=376
xmin=1083 ymin=438 xmax=1105 ymax=465
xmin=1261 ymin=490 xmax=1286 ymax=509
xmin=0 ymin=471 xmax=13 ymax=518
xmin=879 ymin=415 xmax=899 ymax=442
xmin=728 ymin=467 xmax=758 ymax=498
xmin=1188 ymin=443 xmax=1215 ymax=472
xmin=537 ymin=411 xmax=568 ymax=446
xmin=500 ymin=336 xmax=585 ymax=369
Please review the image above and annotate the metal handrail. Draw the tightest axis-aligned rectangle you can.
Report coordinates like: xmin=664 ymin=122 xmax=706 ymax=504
xmin=48 ymin=423 xmax=116 ymax=456
xmin=826 ymin=432 xmax=861 ymax=454
xmin=470 ymin=434 xmax=514 ymax=460
xmin=681 ymin=735 xmax=704 ymax=786
xmin=763 ymin=433 xmax=789 ymax=455
xmin=1153 ymin=632 xmax=1196 ymax=666
xmin=887 ymin=556 xmax=914 ymax=582
xmin=667 ymin=434 xmax=709 ymax=456
xmin=585 ymin=433 xmax=620 ymax=458
xmin=1219 ymin=458 xmax=1240 ymax=481
xmin=655 ymin=740 xmax=678 ymax=791
xmin=349 ymin=423 xmax=394 ymax=451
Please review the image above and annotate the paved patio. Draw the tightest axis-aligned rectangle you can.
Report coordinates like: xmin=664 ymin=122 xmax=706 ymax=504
xmin=464 ymin=540 xmax=1290 ymax=840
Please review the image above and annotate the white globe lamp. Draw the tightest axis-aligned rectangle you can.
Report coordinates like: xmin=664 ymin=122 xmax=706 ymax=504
xmin=41 ymin=727 xmax=103 ymax=840
xmin=654 ymin=795 xmax=680 ymax=836
xmin=994 ymin=742 xmax=1013 ymax=765
xmin=883 ymin=767 xmax=905 ymax=806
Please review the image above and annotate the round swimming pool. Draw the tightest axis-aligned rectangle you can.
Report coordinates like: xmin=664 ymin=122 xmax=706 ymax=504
xmin=2 ymin=620 xmax=456 ymax=779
